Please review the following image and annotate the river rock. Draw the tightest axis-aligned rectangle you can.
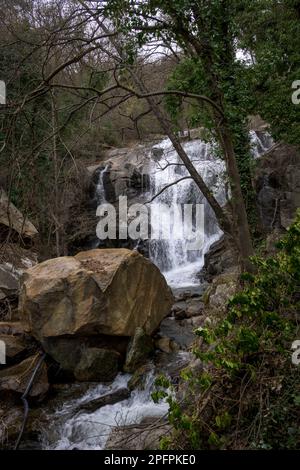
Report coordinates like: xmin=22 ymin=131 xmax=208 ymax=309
xmin=75 ymin=388 xmax=130 ymax=414
xmin=74 ymin=347 xmax=120 ymax=382
xmin=124 ymin=327 xmax=153 ymax=373
xmin=127 ymin=363 xmax=153 ymax=391
xmin=0 ymin=354 xmax=48 ymax=398
xmin=20 ymin=249 xmax=173 ymax=341
xmin=158 ymin=318 xmax=195 ymax=350
xmin=185 ymin=298 xmax=204 ymax=318
xmin=105 ymin=417 xmax=171 ymax=450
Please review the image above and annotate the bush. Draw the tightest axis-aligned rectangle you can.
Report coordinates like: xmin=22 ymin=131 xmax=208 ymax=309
xmin=153 ymin=211 xmax=300 ymax=449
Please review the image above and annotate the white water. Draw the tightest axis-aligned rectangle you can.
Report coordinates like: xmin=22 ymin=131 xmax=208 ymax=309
xmin=148 ymin=138 xmax=226 ymax=287
xmin=148 ymin=132 xmax=274 ymax=288
xmin=43 ymin=372 xmax=168 ymax=450
xmin=96 ymin=164 xmax=109 ymax=203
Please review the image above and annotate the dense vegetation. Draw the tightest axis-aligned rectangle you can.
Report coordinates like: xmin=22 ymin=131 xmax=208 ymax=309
xmin=153 ymin=211 xmax=300 ymax=449
xmin=0 ymin=0 xmax=299 ymax=450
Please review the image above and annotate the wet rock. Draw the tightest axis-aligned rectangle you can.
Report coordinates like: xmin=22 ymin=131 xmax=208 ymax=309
xmin=171 ymin=301 xmax=187 ymax=319
xmin=43 ymin=336 xmax=129 ymax=381
xmin=74 ymin=348 xmax=120 ymax=382
xmin=75 ymin=388 xmax=130 ymax=414
xmin=127 ymin=363 xmax=153 ymax=391
xmin=255 ymin=143 xmax=300 ymax=232
xmin=155 ymin=351 xmax=193 ymax=383
xmin=155 ymin=337 xmax=179 ymax=354
xmin=124 ymin=328 xmax=153 ymax=373
xmin=200 ymin=235 xmax=238 ymax=282
xmin=185 ymin=298 xmax=204 ymax=318
xmin=173 ymin=285 xmax=205 ymax=302
xmin=0 ymin=354 xmax=48 ymax=399
xmin=0 ymin=265 xmax=19 ymax=300
xmin=158 ymin=318 xmax=195 ymax=350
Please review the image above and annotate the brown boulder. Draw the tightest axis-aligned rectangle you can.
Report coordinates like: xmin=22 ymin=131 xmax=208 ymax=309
xmin=20 ymin=249 xmax=173 ymax=340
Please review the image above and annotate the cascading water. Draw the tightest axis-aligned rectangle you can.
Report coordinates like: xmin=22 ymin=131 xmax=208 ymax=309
xmin=147 ymin=132 xmax=274 ymax=288
xmin=42 ymin=369 xmax=173 ymax=450
xmin=96 ymin=164 xmax=109 ymax=204
xmin=148 ymin=138 xmax=226 ymax=288
xmin=39 ymin=131 xmax=274 ymax=451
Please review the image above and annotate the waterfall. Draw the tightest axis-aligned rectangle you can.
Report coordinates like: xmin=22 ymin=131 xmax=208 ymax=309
xmin=93 ymin=132 xmax=274 ymax=289
xmin=96 ymin=164 xmax=109 ymax=204
xmin=147 ymin=132 xmax=274 ymax=288
xmin=148 ymin=138 xmax=226 ymax=288
xmin=250 ymin=130 xmax=274 ymax=158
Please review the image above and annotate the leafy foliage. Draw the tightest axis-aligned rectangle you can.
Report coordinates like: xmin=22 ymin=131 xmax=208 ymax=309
xmin=153 ymin=211 xmax=300 ymax=449
xmin=237 ymin=0 xmax=300 ymax=145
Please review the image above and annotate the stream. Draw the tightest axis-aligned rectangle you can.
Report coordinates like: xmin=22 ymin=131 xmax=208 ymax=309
xmin=39 ymin=131 xmax=273 ymax=450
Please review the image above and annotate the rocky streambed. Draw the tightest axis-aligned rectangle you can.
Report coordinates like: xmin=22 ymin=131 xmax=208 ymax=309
xmin=0 ymin=247 xmax=209 ymax=450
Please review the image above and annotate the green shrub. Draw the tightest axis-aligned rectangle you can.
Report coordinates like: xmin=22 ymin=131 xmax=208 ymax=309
xmin=154 ymin=211 xmax=300 ymax=449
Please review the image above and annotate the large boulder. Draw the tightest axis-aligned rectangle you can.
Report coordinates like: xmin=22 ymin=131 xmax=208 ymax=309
xmin=20 ymin=248 xmax=173 ymax=339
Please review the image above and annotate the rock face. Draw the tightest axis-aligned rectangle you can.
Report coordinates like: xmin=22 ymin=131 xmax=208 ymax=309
xmin=74 ymin=348 xmax=120 ymax=382
xmin=255 ymin=144 xmax=300 ymax=231
xmin=203 ymin=273 xmax=239 ymax=315
xmin=124 ymin=327 xmax=153 ymax=373
xmin=0 ymin=354 xmax=48 ymax=398
xmin=20 ymin=248 xmax=173 ymax=340
xmin=201 ymin=235 xmax=239 ymax=282
xmin=87 ymin=146 xmax=151 ymax=204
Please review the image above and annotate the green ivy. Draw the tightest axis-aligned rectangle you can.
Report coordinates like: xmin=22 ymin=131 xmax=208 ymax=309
xmin=152 ymin=210 xmax=300 ymax=449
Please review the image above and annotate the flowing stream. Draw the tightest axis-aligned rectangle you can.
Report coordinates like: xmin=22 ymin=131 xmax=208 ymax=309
xmin=42 ymin=372 xmax=168 ymax=450
xmin=41 ymin=131 xmax=273 ymax=450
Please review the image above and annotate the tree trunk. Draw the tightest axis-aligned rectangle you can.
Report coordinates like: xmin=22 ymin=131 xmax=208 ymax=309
xmin=218 ymin=123 xmax=254 ymax=270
